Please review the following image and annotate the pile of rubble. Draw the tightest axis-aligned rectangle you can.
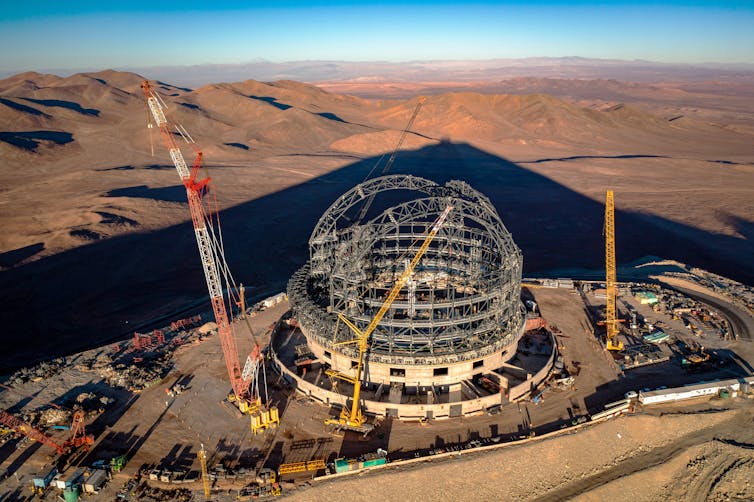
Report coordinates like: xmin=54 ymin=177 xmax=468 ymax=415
xmin=74 ymin=352 xmax=115 ymax=373
xmin=96 ymin=356 xmax=173 ymax=392
xmin=5 ymin=357 xmax=67 ymax=385
xmin=132 ymin=482 xmax=193 ymax=502
xmin=37 ymin=408 xmax=71 ymax=426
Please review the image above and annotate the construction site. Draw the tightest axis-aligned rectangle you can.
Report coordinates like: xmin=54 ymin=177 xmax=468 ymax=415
xmin=1 ymin=81 xmax=754 ymax=501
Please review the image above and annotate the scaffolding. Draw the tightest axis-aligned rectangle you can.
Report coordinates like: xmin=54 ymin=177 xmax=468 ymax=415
xmin=289 ymin=175 xmax=524 ymax=367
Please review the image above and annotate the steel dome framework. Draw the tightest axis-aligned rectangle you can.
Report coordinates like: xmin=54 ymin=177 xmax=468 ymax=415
xmin=288 ymin=175 xmax=524 ymax=366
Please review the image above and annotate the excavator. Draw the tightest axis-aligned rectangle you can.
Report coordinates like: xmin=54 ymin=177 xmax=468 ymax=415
xmin=324 ymin=205 xmax=453 ymax=435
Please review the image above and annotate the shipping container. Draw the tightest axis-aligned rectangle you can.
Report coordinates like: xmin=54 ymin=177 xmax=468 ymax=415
xmin=83 ymin=469 xmax=108 ymax=493
xmin=32 ymin=466 xmax=58 ymax=488
xmin=334 ymin=452 xmax=387 ymax=473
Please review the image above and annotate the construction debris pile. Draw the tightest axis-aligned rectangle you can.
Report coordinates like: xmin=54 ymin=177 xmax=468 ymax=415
xmin=5 ymin=357 xmax=67 ymax=385
xmin=87 ymin=316 xmax=206 ymax=392
xmin=37 ymin=408 xmax=71 ymax=426
xmin=96 ymin=354 xmax=174 ymax=392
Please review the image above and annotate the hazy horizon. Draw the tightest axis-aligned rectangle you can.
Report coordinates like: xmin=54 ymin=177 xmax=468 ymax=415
xmin=3 ymin=56 xmax=754 ymax=88
xmin=1 ymin=1 xmax=753 ymax=74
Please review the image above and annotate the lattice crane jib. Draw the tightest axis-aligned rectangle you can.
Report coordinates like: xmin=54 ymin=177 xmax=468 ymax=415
xmin=357 ymin=97 xmax=427 ymax=222
xmin=0 ymin=409 xmax=65 ymax=454
xmin=604 ymin=190 xmax=623 ymax=351
xmin=141 ymin=81 xmax=266 ymax=412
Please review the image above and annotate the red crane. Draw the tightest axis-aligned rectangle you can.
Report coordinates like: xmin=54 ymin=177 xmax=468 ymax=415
xmin=141 ymin=82 xmax=268 ymax=418
xmin=0 ymin=409 xmax=93 ymax=454
xmin=0 ymin=409 xmax=65 ymax=454
xmin=66 ymin=410 xmax=94 ymax=450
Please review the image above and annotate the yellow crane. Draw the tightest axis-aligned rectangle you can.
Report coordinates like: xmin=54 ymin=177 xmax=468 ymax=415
xmin=604 ymin=190 xmax=624 ymax=351
xmin=325 ymin=205 xmax=453 ymax=434
xmin=198 ymin=443 xmax=210 ymax=500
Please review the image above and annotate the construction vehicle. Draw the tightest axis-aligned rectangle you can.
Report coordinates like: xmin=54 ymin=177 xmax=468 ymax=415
xmin=66 ymin=410 xmax=94 ymax=450
xmin=0 ymin=408 xmax=92 ymax=457
xmin=324 ymin=206 xmax=453 ymax=435
xmin=256 ymin=467 xmax=278 ymax=485
xmin=236 ymin=468 xmax=281 ymax=499
xmin=142 ymin=81 xmax=278 ymax=433
xmin=602 ymin=190 xmax=624 ymax=351
xmin=110 ymin=454 xmax=128 ymax=472
xmin=682 ymin=343 xmax=711 ymax=371
xmin=198 ymin=444 xmax=210 ymax=499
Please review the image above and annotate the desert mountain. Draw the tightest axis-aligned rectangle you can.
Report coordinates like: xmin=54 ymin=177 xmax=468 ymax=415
xmin=0 ymin=69 xmax=752 ymax=368
xmin=1 ymin=68 xmax=752 ymax=265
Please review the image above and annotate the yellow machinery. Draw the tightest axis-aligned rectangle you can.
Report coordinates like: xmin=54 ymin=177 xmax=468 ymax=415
xmin=237 ymin=468 xmax=281 ymax=499
xmin=251 ymin=407 xmax=279 ymax=434
xmin=604 ymin=190 xmax=624 ymax=351
xmin=278 ymin=459 xmax=326 ymax=476
xmin=198 ymin=443 xmax=210 ymax=500
xmin=325 ymin=205 xmax=453 ymax=434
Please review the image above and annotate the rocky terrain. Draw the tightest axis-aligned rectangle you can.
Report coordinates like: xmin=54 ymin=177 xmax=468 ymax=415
xmin=0 ymin=69 xmax=752 ymax=369
xmin=287 ymin=405 xmax=754 ymax=501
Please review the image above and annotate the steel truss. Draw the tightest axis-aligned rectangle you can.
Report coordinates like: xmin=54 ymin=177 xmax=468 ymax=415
xmin=289 ymin=175 xmax=524 ymax=364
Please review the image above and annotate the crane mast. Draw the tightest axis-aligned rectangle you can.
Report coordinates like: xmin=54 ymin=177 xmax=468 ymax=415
xmin=326 ymin=205 xmax=453 ymax=433
xmin=604 ymin=190 xmax=624 ymax=351
xmin=357 ymin=97 xmax=426 ymax=222
xmin=141 ymin=82 xmax=257 ymax=410
xmin=198 ymin=443 xmax=211 ymax=499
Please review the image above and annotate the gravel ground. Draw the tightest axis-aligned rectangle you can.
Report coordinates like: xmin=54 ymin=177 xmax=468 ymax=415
xmin=284 ymin=404 xmax=754 ymax=501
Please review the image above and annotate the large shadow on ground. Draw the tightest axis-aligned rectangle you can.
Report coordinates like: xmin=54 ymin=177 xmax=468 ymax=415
xmin=1 ymin=141 xmax=752 ymax=370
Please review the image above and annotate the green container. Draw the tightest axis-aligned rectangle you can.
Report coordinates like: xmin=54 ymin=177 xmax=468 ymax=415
xmin=64 ymin=485 xmax=80 ymax=502
xmin=334 ymin=459 xmax=351 ymax=473
xmin=362 ymin=458 xmax=386 ymax=468
xmin=720 ymin=389 xmax=730 ymax=399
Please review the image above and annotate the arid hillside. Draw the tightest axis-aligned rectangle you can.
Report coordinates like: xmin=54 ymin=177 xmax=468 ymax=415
xmin=0 ymin=70 xmax=752 ymax=368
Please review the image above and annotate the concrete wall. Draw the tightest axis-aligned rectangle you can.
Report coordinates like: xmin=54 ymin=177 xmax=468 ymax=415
xmin=306 ymin=335 xmax=517 ymax=389
xmin=508 ymin=337 xmax=558 ymax=402
xmin=270 ymin=330 xmax=556 ymax=419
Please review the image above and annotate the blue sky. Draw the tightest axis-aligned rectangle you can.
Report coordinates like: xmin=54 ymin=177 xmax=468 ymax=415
xmin=1 ymin=1 xmax=753 ymax=72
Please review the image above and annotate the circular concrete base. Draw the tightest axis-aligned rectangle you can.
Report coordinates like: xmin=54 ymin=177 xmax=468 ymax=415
xmin=271 ymin=319 xmax=556 ymax=420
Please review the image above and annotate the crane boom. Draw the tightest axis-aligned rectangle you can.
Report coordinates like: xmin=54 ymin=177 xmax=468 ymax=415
xmin=357 ymin=97 xmax=426 ymax=222
xmin=141 ymin=82 xmax=253 ymax=406
xmin=326 ymin=205 xmax=453 ymax=432
xmin=0 ymin=409 xmax=65 ymax=454
xmin=604 ymin=190 xmax=623 ymax=351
